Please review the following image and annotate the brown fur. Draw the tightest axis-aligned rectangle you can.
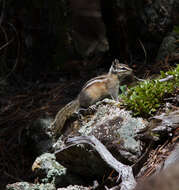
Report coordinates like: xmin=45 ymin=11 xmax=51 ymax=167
xmin=51 ymin=61 xmax=133 ymax=136
xmin=51 ymin=99 xmax=80 ymax=135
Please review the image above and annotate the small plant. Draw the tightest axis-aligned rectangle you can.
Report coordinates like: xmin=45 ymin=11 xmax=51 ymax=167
xmin=121 ymin=64 xmax=179 ymax=117
xmin=173 ymin=25 xmax=179 ymax=34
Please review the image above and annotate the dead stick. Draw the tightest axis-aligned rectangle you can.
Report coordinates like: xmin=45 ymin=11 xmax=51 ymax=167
xmin=63 ymin=135 xmax=136 ymax=190
xmin=158 ymin=75 xmax=174 ymax=82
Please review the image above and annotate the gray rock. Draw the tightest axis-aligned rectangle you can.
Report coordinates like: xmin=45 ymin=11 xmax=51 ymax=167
xmin=139 ymin=109 xmax=179 ymax=141
xmin=57 ymin=185 xmax=90 ymax=190
xmin=24 ymin=118 xmax=54 ymax=155
xmin=6 ymin=182 xmax=56 ymax=190
xmin=134 ymin=161 xmax=179 ymax=190
xmin=156 ymin=32 xmax=179 ymax=62
xmin=143 ymin=0 xmax=173 ymax=37
xmin=32 ymin=153 xmax=66 ymax=184
xmin=53 ymin=99 xmax=147 ymax=179
xmin=151 ymin=109 xmax=179 ymax=137
xmin=32 ymin=153 xmax=85 ymax=187
xmin=164 ymin=142 xmax=179 ymax=169
xmin=77 ymin=99 xmax=147 ymax=162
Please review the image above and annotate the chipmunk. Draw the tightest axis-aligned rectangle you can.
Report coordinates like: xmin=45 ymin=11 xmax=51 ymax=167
xmin=51 ymin=59 xmax=133 ymax=137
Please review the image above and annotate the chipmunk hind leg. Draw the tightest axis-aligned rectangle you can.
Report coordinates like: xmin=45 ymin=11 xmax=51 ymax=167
xmin=78 ymin=90 xmax=94 ymax=108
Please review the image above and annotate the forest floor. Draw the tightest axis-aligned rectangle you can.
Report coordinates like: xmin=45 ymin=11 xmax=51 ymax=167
xmin=0 ymin=61 xmax=178 ymax=190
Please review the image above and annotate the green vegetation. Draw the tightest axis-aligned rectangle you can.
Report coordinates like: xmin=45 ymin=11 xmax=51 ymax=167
xmin=121 ymin=65 xmax=179 ymax=117
xmin=173 ymin=25 xmax=179 ymax=34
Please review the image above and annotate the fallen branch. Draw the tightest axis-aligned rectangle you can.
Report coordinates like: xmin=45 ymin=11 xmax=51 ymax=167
xmin=0 ymin=38 xmax=14 ymax=51
xmin=135 ymin=75 xmax=174 ymax=83
xmin=138 ymin=39 xmax=147 ymax=65
xmin=158 ymin=75 xmax=174 ymax=82
xmin=134 ymin=76 xmax=145 ymax=82
xmin=64 ymin=135 xmax=136 ymax=190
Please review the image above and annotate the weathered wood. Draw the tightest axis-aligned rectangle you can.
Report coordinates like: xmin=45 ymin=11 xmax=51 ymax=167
xmin=56 ymin=135 xmax=136 ymax=190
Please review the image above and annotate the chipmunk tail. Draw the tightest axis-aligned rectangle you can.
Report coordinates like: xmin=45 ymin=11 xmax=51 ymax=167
xmin=51 ymin=99 xmax=80 ymax=137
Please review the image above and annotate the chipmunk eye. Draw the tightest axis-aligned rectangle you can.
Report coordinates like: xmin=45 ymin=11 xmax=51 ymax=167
xmin=120 ymin=67 xmax=127 ymax=71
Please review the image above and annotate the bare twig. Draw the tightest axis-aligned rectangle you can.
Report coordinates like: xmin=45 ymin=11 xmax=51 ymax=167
xmin=0 ymin=38 xmax=14 ymax=51
xmin=138 ymin=39 xmax=147 ymax=65
xmin=106 ymin=185 xmax=121 ymax=190
xmin=134 ymin=76 xmax=145 ymax=82
xmin=158 ymin=75 xmax=174 ymax=82
xmin=59 ymin=135 xmax=136 ymax=190
xmin=0 ymin=25 xmax=8 ymax=42
xmin=135 ymin=74 xmax=174 ymax=83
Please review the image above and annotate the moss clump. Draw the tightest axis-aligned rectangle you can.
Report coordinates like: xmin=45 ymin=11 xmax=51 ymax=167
xmin=173 ymin=25 xmax=179 ymax=35
xmin=121 ymin=65 xmax=179 ymax=117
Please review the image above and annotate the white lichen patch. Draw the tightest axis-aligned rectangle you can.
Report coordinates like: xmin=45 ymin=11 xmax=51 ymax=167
xmin=78 ymin=99 xmax=148 ymax=162
xmin=57 ymin=185 xmax=90 ymax=190
xmin=32 ymin=153 xmax=66 ymax=184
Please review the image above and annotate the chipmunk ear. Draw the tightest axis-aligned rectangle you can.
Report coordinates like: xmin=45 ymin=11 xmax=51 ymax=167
xmin=109 ymin=59 xmax=120 ymax=73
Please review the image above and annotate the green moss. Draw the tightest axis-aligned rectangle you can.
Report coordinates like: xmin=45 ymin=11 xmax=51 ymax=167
xmin=173 ymin=25 xmax=179 ymax=35
xmin=121 ymin=65 xmax=179 ymax=117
